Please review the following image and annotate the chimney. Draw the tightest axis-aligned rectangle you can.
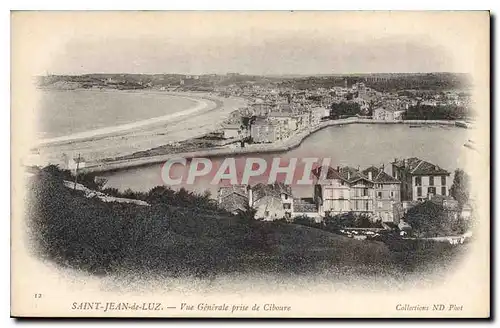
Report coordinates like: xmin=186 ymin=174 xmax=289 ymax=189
xmin=403 ymin=159 xmax=408 ymax=167
xmin=247 ymin=185 xmax=253 ymax=207
xmin=368 ymin=171 xmax=373 ymax=180
xmin=218 ymin=188 xmax=223 ymax=204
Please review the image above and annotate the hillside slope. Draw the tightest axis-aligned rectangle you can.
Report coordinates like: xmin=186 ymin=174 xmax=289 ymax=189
xmin=25 ymin=168 xmax=395 ymax=278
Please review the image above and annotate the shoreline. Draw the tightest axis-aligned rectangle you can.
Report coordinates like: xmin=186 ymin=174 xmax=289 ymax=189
xmin=36 ymin=91 xmax=218 ymax=146
xmin=84 ymin=118 xmax=467 ymax=174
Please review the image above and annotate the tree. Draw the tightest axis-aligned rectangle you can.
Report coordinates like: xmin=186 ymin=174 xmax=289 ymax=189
xmin=330 ymin=102 xmax=361 ymax=118
xmin=450 ymin=169 xmax=470 ymax=210
xmin=405 ymin=201 xmax=458 ymax=237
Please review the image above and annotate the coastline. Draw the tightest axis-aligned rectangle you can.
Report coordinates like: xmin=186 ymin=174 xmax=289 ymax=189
xmin=37 ymin=90 xmax=218 ymax=146
xmin=84 ymin=118 xmax=466 ymax=174
xmin=28 ymin=90 xmax=248 ymax=168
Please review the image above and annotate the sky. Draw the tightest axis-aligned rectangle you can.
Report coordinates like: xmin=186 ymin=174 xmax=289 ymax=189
xmin=55 ymin=34 xmax=452 ymax=76
xmin=13 ymin=11 xmax=488 ymax=76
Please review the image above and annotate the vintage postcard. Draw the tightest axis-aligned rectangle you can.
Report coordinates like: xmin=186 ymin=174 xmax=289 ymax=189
xmin=11 ymin=11 xmax=490 ymax=318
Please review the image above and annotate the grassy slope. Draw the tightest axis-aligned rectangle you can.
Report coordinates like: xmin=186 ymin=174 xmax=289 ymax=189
xmin=26 ymin=169 xmax=398 ymax=278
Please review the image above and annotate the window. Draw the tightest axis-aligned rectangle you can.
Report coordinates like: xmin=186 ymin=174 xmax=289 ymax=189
xmin=264 ymin=210 xmax=269 ymax=217
xmin=428 ymin=187 xmax=436 ymax=195
xmin=363 ymin=188 xmax=368 ymax=197
xmin=417 ymin=187 xmax=422 ymax=197
xmin=415 ymin=176 xmax=422 ymax=186
xmin=283 ymin=203 xmax=291 ymax=210
xmin=429 ymin=176 xmax=434 ymax=186
xmin=377 ymin=201 xmax=383 ymax=209
xmin=390 ymin=191 xmax=394 ymax=198
xmin=377 ymin=192 xmax=382 ymax=199
xmin=441 ymin=176 xmax=446 ymax=186
xmin=365 ymin=202 xmax=369 ymax=211
xmin=441 ymin=187 xmax=446 ymax=196
xmin=284 ymin=194 xmax=288 ymax=200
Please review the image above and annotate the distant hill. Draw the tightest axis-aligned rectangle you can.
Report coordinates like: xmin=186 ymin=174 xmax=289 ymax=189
xmin=35 ymin=72 xmax=471 ymax=92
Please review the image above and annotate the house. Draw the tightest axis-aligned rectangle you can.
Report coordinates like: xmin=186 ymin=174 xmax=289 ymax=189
xmin=293 ymin=112 xmax=311 ymax=130
xmin=250 ymin=118 xmax=281 ymax=143
xmin=251 ymin=183 xmax=294 ymax=220
xmin=373 ymin=105 xmax=405 ymax=121
xmin=250 ymin=103 xmax=273 ymax=116
xmin=310 ymin=107 xmax=326 ymax=126
xmin=217 ymin=183 xmax=293 ymax=220
xmin=339 ymin=166 xmax=375 ymax=214
xmin=217 ymin=185 xmax=249 ymax=214
xmin=222 ymin=123 xmax=241 ymax=139
xmin=362 ymin=166 xmax=401 ymax=222
xmin=267 ymin=112 xmax=297 ymax=137
xmin=391 ymin=157 xmax=451 ymax=202
xmin=312 ymin=166 xmax=375 ymax=217
xmin=311 ymin=164 xmax=402 ymax=222
xmin=312 ymin=166 xmax=351 ymax=216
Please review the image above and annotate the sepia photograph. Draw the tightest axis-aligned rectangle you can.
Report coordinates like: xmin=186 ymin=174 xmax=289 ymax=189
xmin=10 ymin=10 xmax=490 ymax=318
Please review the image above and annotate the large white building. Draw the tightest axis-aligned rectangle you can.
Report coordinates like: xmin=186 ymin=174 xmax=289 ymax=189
xmin=373 ymin=106 xmax=405 ymax=121
xmin=391 ymin=157 xmax=452 ymax=202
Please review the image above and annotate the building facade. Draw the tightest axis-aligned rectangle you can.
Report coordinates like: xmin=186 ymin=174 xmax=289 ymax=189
xmin=250 ymin=118 xmax=280 ymax=143
xmin=251 ymin=183 xmax=293 ymax=220
xmin=222 ymin=124 xmax=241 ymax=139
xmin=391 ymin=157 xmax=451 ymax=202
xmin=312 ymin=165 xmax=400 ymax=222
xmin=373 ymin=107 xmax=405 ymax=121
xmin=362 ymin=166 xmax=401 ymax=222
xmin=218 ymin=183 xmax=293 ymax=221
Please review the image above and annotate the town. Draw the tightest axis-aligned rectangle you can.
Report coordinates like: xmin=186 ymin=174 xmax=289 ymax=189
xmin=36 ymin=73 xmax=475 ymax=243
xmin=37 ymin=73 xmax=474 ymax=162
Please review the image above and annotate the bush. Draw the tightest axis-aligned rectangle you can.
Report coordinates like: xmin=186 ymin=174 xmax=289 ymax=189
xmin=405 ymin=201 xmax=464 ymax=237
xmin=324 ymin=212 xmax=380 ymax=231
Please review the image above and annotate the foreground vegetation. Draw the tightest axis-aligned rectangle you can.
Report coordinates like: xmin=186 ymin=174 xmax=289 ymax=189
xmin=25 ymin=166 xmax=468 ymax=279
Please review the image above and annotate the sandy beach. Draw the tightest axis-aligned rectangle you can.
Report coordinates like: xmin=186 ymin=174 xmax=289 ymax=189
xmin=37 ymin=93 xmax=215 ymax=145
xmin=29 ymin=91 xmax=248 ymax=167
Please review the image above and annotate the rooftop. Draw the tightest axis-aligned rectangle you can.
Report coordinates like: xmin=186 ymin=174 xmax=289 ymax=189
xmin=223 ymin=123 xmax=241 ymax=129
xmin=218 ymin=185 xmax=249 ymax=213
xmin=392 ymin=157 xmax=450 ymax=176
xmin=252 ymin=182 xmax=293 ymax=203
xmin=269 ymin=112 xmax=294 ymax=118
xmin=362 ymin=166 xmax=401 ymax=184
